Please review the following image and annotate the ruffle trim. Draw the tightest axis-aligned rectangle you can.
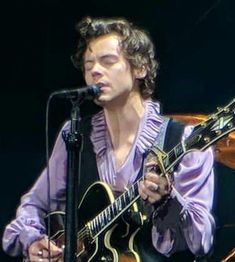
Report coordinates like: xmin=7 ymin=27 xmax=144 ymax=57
xmin=90 ymin=100 xmax=164 ymax=156
xmin=137 ymin=100 xmax=163 ymax=154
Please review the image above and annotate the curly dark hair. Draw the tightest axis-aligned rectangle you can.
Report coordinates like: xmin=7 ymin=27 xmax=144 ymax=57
xmin=72 ymin=16 xmax=159 ymax=99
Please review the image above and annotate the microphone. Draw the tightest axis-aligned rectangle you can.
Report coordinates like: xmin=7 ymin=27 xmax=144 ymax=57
xmin=51 ymin=85 xmax=100 ymax=99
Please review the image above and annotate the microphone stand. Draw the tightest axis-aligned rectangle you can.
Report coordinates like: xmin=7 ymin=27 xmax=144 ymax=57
xmin=62 ymin=99 xmax=83 ymax=262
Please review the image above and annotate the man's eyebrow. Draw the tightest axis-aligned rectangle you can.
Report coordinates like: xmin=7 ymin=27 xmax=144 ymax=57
xmin=100 ymin=54 xmax=119 ymax=59
xmin=84 ymin=58 xmax=94 ymax=63
xmin=84 ymin=53 xmax=118 ymax=62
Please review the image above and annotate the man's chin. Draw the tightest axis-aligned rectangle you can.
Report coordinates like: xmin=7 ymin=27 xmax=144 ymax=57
xmin=94 ymin=97 xmax=106 ymax=107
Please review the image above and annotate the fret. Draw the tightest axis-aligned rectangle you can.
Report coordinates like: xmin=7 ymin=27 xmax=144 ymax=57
xmin=101 ymin=212 xmax=104 ymax=225
xmin=103 ymin=209 xmax=108 ymax=224
xmin=174 ymin=142 xmax=184 ymax=157
xmin=163 ymin=155 xmax=169 ymax=168
xmin=95 ymin=217 xmax=100 ymax=232
xmin=99 ymin=212 xmax=105 ymax=227
xmin=130 ymin=185 xmax=136 ymax=200
xmin=161 ymin=142 xmax=186 ymax=171
xmin=114 ymin=199 xmax=118 ymax=212
xmin=123 ymin=185 xmax=136 ymax=207
xmin=111 ymin=203 xmax=115 ymax=217
xmin=185 ymin=134 xmax=201 ymax=149
xmin=92 ymin=218 xmax=96 ymax=233
xmin=103 ymin=211 xmax=106 ymax=225
xmin=107 ymin=206 xmax=111 ymax=221
xmin=127 ymin=188 xmax=131 ymax=200
xmin=119 ymin=198 xmax=122 ymax=211
xmin=90 ymin=221 xmax=94 ymax=236
xmin=123 ymin=191 xmax=128 ymax=204
xmin=98 ymin=214 xmax=101 ymax=226
xmin=115 ymin=197 xmax=122 ymax=212
xmin=166 ymin=150 xmax=177 ymax=167
xmin=116 ymin=198 xmax=120 ymax=211
xmin=120 ymin=196 xmax=125 ymax=210
xmin=91 ymin=219 xmax=97 ymax=236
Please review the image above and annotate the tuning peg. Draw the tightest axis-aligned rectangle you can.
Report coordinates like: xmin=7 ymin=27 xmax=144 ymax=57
xmin=211 ymin=114 xmax=218 ymax=120
xmin=223 ymin=108 xmax=230 ymax=113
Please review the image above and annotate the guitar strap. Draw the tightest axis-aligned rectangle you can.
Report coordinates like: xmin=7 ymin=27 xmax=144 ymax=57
xmin=134 ymin=118 xmax=197 ymax=261
xmin=162 ymin=117 xmax=187 ymax=152
xmin=78 ymin=115 xmax=100 ymax=204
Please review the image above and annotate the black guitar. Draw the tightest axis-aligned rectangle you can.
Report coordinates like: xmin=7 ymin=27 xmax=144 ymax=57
xmin=40 ymin=98 xmax=235 ymax=262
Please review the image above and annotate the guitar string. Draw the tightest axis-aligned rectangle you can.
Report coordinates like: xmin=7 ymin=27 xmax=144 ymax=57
xmin=75 ymin=184 xmax=139 ymax=242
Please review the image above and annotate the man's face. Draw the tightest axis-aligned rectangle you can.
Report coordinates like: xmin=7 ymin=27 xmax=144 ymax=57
xmin=84 ymin=33 xmax=138 ymax=107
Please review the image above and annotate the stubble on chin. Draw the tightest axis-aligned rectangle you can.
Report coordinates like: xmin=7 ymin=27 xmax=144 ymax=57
xmin=94 ymin=96 xmax=105 ymax=107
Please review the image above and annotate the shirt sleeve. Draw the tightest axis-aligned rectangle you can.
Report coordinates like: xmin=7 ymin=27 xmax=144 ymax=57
xmin=2 ymin=122 xmax=70 ymax=257
xmin=151 ymin=125 xmax=215 ymax=257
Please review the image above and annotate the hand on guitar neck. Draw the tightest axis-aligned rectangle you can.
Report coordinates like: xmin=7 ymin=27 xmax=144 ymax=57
xmin=138 ymin=160 xmax=171 ymax=204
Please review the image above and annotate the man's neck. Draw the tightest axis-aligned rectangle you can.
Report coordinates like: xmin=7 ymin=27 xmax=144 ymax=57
xmin=104 ymin=92 xmax=145 ymax=151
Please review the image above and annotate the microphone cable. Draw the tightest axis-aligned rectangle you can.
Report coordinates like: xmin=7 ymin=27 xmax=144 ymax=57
xmin=45 ymin=92 xmax=55 ymax=262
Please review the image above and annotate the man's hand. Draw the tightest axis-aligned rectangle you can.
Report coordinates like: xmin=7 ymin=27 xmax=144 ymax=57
xmin=28 ymin=236 xmax=62 ymax=262
xmin=138 ymin=161 xmax=171 ymax=204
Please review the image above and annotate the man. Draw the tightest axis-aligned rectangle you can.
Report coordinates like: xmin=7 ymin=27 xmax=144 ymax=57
xmin=2 ymin=17 xmax=215 ymax=261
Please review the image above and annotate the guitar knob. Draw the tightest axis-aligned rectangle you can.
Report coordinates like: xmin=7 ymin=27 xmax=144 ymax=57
xmin=100 ymin=256 xmax=112 ymax=261
xmin=215 ymin=130 xmax=222 ymax=135
xmin=203 ymin=137 xmax=211 ymax=143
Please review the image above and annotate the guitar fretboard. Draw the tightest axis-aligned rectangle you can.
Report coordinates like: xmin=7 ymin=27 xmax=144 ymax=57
xmin=162 ymin=142 xmax=185 ymax=169
xmin=89 ymin=182 xmax=139 ymax=238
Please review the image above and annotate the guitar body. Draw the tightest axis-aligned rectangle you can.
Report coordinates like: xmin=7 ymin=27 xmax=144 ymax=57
xmin=47 ymin=182 xmax=140 ymax=262
xmin=78 ymin=181 xmax=117 ymax=261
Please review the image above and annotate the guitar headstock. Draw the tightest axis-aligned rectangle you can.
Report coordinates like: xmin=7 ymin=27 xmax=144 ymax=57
xmin=185 ymin=98 xmax=235 ymax=151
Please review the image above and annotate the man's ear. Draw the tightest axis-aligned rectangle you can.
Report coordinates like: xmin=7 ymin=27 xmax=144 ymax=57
xmin=134 ymin=65 xmax=147 ymax=79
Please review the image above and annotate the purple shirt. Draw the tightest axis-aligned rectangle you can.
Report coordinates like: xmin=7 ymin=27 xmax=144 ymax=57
xmin=2 ymin=100 xmax=215 ymax=257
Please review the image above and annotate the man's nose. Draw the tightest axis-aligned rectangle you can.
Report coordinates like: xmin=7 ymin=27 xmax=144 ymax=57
xmin=90 ymin=62 xmax=103 ymax=77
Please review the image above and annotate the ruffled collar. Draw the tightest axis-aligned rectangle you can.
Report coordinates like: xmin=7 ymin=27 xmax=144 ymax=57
xmin=90 ymin=100 xmax=164 ymax=156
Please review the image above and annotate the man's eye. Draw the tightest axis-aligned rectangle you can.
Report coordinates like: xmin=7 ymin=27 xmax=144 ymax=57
xmin=84 ymin=62 xmax=94 ymax=70
xmin=102 ymin=56 xmax=118 ymax=65
xmin=103 ymin=59 xmax=115 ymax=65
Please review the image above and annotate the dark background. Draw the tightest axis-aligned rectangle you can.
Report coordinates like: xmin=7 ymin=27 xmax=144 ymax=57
xmin=1 ymin=0 xmax=235 ymax=261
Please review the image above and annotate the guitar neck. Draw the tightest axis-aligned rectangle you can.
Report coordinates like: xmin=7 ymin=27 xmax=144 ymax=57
xmin=161 ymin=142 xmax=186 ymax=171
xmin=88 ymin=182 xmax=140 ymax=238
